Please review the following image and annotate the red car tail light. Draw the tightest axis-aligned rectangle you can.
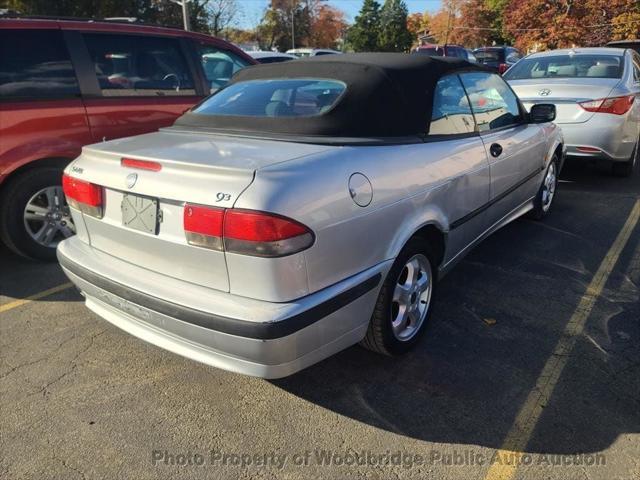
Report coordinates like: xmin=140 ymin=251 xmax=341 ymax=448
xmin=183 ymin=205 xmax=314 ymax=257
xmin=576 ymin=146 xmax=601 ymax=153
xmin=498 ymin=63 xmax=509 ymax=74
xmin=121 ymin=157 xmax=162 ymax=172
xmin=184 ymin=204 xmax=224 ymax=250
xmin=224 ymin=209 xmax=314 ymax=257
xmin=62 ymin=174 xmax=103 ymax=218
xmin=578 ymin=95 xmax=634 ymax=115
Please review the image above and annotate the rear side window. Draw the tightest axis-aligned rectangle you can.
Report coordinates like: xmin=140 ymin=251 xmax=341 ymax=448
xmin=429 ymin=75 xmax=475 ymax=135
xmin=459 ymin=72 xmax=522 ymax=131
xmin=0 ymin=29 xmax=79 ymax=99
xmin=193 ymin=79 xmax=346 ymax=117
xmin=83 ymin=33 xmax=196 ymax=96
xmin=196 ymin=43 xmax=251 ymax=92
xmin=257 ymin=56 xmax=293 ymax=64
xmin=504 ymin=54 xmax=623 ymax=80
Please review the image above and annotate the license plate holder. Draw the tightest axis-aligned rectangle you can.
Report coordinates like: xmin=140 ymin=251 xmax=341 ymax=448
xmin=121 ymin=193 xmax=159 ymax=235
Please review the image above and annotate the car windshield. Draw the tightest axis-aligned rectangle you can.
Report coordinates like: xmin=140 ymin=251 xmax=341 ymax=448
xmin=193 ymin=78 xmax=346 ymax=117
xmin=504 ymin=54 xmax=623 ymax=80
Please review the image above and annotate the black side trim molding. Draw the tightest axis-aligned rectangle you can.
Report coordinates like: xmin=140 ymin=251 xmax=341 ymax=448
xmin=59 ymin=254 xmax=381 ymax=340
xmin=450 ymin=166 xmax=543 ymax=230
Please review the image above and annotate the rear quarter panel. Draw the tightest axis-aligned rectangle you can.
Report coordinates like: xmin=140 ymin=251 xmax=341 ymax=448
xmin=235 ymin=138 xmax=490 ymax=294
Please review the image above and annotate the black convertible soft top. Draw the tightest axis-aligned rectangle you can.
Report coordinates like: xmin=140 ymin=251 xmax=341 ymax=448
xmin=174 ymin=53 xmax=486 ymax=140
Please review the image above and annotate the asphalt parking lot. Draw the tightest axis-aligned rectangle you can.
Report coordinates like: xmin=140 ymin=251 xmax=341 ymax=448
xmin=1 ymin=161 xmax=639 ymax=480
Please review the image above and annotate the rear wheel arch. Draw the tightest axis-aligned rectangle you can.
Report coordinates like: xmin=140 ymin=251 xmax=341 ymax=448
xmin=406 ymin=223 xmax=446 ymax=271
xmin=0 ymin=157 xmax=74 ymax=260
xmin=1 ymin=157 xmax=71 ymax=187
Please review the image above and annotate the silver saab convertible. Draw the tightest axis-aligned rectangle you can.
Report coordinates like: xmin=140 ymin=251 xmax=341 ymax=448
xmin=58 ymin=54 xmax=565 ymax=378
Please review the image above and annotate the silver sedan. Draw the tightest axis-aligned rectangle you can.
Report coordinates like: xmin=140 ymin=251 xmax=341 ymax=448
xmin=505 ymin=47 xmax=640 ymax=176
xmin=57 ymin=54 xmax=564 ymax=378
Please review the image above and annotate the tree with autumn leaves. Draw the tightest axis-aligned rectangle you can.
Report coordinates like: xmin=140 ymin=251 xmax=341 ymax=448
xmin=256 ymin=0 xmax=347 ymax=52
xmin=419 ymin=0 xmax=639 ymax=52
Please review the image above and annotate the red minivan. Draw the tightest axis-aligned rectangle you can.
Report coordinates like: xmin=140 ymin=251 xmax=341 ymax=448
xmin=0 ymin=17 xmax=256 ymax=260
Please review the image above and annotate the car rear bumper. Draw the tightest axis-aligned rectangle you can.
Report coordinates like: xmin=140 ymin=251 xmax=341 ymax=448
xmin=559 ymin=113 xmax=638 ymax=162
xmin=57 ymin=236 xmax=387 ymax=378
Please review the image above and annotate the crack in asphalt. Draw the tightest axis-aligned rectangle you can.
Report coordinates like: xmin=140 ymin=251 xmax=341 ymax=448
xmin=26 ymin=329 xmax=108 ymax=399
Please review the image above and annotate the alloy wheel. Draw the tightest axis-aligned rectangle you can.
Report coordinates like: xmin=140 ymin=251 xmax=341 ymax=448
xmin=23 ymin=186 xmax=75 ymax=248
xmin=391 ymin=254 xmax=433 ymax=341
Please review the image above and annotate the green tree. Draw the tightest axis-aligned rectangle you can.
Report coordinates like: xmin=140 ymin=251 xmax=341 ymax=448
xmin=378 ymin=0 xmax=412 ymax=52
xmin=256 ymin=0 xmax=311 ymax=52
xmin=347 ymin=0 xmax=381 ymax=52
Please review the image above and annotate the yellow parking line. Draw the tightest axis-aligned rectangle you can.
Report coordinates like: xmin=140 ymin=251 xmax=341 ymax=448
xmin=0 ymin=282 xmax=74 ymax=314
xmin=484 ymin=198 xmax=640 ymax=480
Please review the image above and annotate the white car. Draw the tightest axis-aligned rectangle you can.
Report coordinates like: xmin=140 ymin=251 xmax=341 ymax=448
xmin=247 ymin=51 xmax=297 ymax=64
xmin=286 ymin=48 xmax=341 ymax=57
xmin=58 ymin=54 xmax=564 ymax=378
xmin=505 ymin=47 xmax=640 ymax=176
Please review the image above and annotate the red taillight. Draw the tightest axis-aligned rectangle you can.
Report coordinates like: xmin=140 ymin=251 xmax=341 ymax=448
xmin=224 ymin=209 xmax=313 ymax=257
xmin=183 ymin=205 xmax=314 ymax=257
xmin=576 ymin=146 xmax=601 ymax=153
xmin=121 ymin=157 xmax=162 ymax=172
xmin=62 ymin=174 xmax=103 ymax=218
xmin=579 ymin=95 xmax=634 ymax=115
xmin=184 ymin=204 xmax=224 ymax=250
xmin=498 ymin=63 xmax=509 ymax=74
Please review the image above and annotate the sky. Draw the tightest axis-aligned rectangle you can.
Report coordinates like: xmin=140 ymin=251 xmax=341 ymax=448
xmin=235 ymin=0 xmax=444 ymax=29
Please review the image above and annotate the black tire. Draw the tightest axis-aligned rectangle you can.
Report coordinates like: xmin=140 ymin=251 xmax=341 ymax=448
xmin=360 ymin=237 xmax=437 ymax=356
xmin=0 ymin=167 xmax=67 ymax=261
xmin=611 ymin=142 xmax=637 ymax=178
xmin=529 ymin=154 xmax=559 ymax=221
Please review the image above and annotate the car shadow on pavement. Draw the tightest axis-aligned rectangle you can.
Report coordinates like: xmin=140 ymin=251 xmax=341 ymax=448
xmin=0 ymin=243 xmax=79 ymax=302
xmin=272 ymin=169 xmax=640 ymax=455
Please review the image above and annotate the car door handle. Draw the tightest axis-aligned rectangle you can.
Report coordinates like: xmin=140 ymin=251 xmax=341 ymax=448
xmin=490 ymin=143 xmax=503 ymax=157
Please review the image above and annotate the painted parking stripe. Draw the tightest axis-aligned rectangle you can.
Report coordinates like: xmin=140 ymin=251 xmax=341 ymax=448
xmin=483 ymin=198 xmax=640 ymax=480
xmin=0 ymin=282 xmax=74 ymax=314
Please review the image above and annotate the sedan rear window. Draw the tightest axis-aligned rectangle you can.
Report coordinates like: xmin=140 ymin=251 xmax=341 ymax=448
xmin=473 ymin=49 xmax=505 ymax=62
xmin=504 ymin=54 xmax=623 ymax=80
xmin=193 ymin=79 xmax=346 ymax=118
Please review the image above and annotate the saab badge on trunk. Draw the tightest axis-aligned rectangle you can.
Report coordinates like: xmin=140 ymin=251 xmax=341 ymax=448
xmin=126 ymin=173 xmax=138 ymax=189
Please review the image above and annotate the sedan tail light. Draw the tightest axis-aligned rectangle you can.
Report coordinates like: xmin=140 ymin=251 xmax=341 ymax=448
xmin=184 ymin=204 xmax=224 ymax=250
xmin=578 ymin=95 xmax=635 ymax=115
xmin=62 ymin=174 xmax=103 ymax=218
xmin=498 ymin=63 xmax=509 ymax=74
xmin=183 ymin=204 xmax=314 ymax=257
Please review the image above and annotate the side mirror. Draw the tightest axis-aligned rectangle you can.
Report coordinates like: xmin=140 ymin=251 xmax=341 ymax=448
xmin=529 ymin=103 xmax=556 ymax=123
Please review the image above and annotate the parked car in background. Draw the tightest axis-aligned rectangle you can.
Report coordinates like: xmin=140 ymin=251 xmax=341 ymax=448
xmin=504 ymin=47 xmax=640 ymax=176
xmin=606 ymin=39 xmax=640 ymax=56
xmin=414 ymin=44 xmax=474 ymax=61
xmin=0 ymin=17 xmax=255 ymax=260
xmin=247 ymin=50 xmax=297 ymax=64
xmin=473 ymin=46 xmax=523 ymax=74
xmin=286 ymin=48 xmax=341 ymax=57
xmin=466 ymin=49 xmax=477 ymax=63
xmin=58 ymin=53 xmax=563 ymax=378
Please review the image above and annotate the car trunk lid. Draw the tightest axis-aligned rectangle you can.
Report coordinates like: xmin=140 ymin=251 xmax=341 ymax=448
xmin=508 ymin=78 xmax=619 ymax=124
xmin=70 ymin=130 xmax=331 ymax=292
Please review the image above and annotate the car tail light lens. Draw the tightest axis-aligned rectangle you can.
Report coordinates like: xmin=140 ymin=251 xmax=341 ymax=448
xmin=579 ymin=95 xmax=634 ymax=115
xmin=183 ymin=205 xmax=314 ymax=257
xmin=121 ymin=157 xmax=162 ymax=172
xmin=498 ymin=63 xmax=509 ymax=74
xmin=224 ymin=209 xmax=314 ymax=257
xmin=62 ymin=174 xmax=103 ymax=218
xmin=184 ymin=204 xmax=224 ymax=250
xmin=576 ymin=146 xmax=601 ymax=153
